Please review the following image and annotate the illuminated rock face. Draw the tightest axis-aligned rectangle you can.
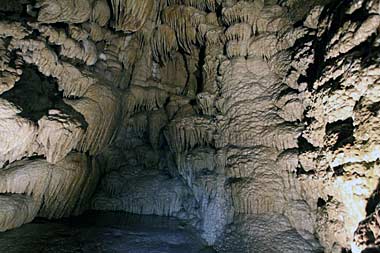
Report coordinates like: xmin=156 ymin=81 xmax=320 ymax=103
xmin=0 ymin=0 xmax=379 ymax=252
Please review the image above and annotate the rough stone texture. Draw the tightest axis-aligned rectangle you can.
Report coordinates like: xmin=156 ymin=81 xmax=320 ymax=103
xmin=0 ymin=153 xmax=99 ymax=231
xmin=0 ymin=0 xmax=380 ymax=252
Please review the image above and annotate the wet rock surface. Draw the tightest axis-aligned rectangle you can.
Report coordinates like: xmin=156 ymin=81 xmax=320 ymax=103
xmin=0 ymin=211 xmax=212 ymax=253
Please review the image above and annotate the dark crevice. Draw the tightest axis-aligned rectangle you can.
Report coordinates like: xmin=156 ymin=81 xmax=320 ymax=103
xmin=315 ymin=75 xmax=344 ymax=93
xmin=317 ymin=197 xmax=327 ymax=208
xmin=226 ymin=177 xmax=244 ymax=186
xmin=296 ymin=165 xmax=316 ymax=176
xmin=366 ymin=179 xmax=380 ymax=216
xmin=179 ymin=51 xmax=192 ymax=97
xmin=325 ymin=118 xmax=355 ymax=150
xmin=1 ymin=65 xmax=87 ymax=127
xmin=1 ymin=66 xmax=59 ymax=121
xmin=368 ymin=102 xmax=380 ymax=115
xmin=304 ymin=0 xmax=352 ymax=91
xmin=196 ymin=46 xmax=206 ymax=94
xmin=297 ymin=135 xmax=316 ymax=152
xmin=332 ymin=165 xmax=345 ymax=177
xmin=0 ymin=0 xmax=32 ymax=19
xmin=277 ymin=86 xmax=299 ymax=100
xmin=362 ymin=247 xmax=380 ymax=253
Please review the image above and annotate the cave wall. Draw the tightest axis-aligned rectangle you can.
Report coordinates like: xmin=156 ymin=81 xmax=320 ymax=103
xmin=0 ymin=0 xmax=379 ymax=253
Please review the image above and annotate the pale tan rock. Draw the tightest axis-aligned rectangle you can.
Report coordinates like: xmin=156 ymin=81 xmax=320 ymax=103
xmin=0 ymin=99 xmax=37 ymax=167
xmin=151 ymin=25 xmax=178 ymax=64
xmin=10 ymin=38 xmax=97 ymax=97
xmin=123 ymin=85 xmax=168 ymax=116
xmin=36 ymin=24 xmax=98 ymax=66
xmin=1 ymin=1 xmax=380 ymax=252
xmin=0 ymin=154 xmax=99 ymax=231
xmin=66 ymin=84 xmax=121 ymax=155
xmin=91 ymin=0 xmax=111 ymax=27
xmin=164 ymin=116 xmax=215 ymax=153
xmin=327 ymin=15 xmax=380 ymax=59
xmin=0 ymin=39 xmax=23 ymax=95
xmin=36 ymin=0 xmax=92 ymax=24
xmin=110 ymin=0 xmax=154 ymax=32
xmin=0 ymin=21 xmax=29 ymax=39
xmin=37 ymin=110 xmax=85 ymax=164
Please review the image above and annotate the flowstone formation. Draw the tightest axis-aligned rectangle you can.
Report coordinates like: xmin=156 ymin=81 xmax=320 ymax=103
xmin=0 ymin=0 xmax=380 ymax=253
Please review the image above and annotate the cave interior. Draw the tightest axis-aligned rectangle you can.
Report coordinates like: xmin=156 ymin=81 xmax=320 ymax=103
xmin=0 ymin=0 xmax=379 ymax=253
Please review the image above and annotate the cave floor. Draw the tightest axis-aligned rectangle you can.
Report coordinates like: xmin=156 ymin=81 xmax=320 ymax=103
xmin=0 ymin=211 xmax=213 ymax=253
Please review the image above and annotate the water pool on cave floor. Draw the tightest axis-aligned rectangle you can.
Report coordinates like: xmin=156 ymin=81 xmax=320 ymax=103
xmin=0 ymin=210 xmax=215 ymax=253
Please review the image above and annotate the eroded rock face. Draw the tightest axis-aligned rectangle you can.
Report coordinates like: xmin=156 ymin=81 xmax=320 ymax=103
xmin=0 ymin=0 xmax=380 ymax=252
xmin=0 ymin=153 xmax=99 ymax=231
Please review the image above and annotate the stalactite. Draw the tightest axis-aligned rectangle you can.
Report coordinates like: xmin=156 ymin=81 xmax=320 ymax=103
xmin=226 ymin=40 xmax=249 ymax=58
xmin=0 ymin=194 xmax=39 ymax=232
xmin=0 ymin=21 xmax=30 ymax=39
xmin=151 ymin=25 xmax=178 ymax=64
xmin=83 ymin=22 xmax=117 ymax=42
xmin=225 ymin=23 xmax=252 ymax=42
xmin=119 ymin=34 xmax=144 ymax=75
xmin=1 ymin=1 xmax=379 ymax=252
xmin=123 ymin=85 xmax=169 ymax=116
xmin=197 ymin=92 xmax=216 ymax=116
xmin=92 ymin=174 xmax=195 ymax=217
xmin=110 ymin=0 xmax=154 ymax=32
xmin=126 ymin=113 xmax=148 ymax=138
xmin=164 ymin=116 xmax=215 ymax=153
xmin=247 ymin=27 xmax=307 ymax=60
xmin=326 ymin=15 xmax=380 ymax=59
xmin=161 ymin=5 xmax=206 ymax=53
xmin=221 ymin=1 xmax=263 ymax=27
xmin=148 ymin=109 xmax=169 ymax=149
